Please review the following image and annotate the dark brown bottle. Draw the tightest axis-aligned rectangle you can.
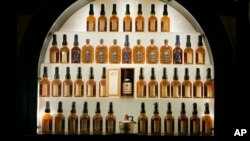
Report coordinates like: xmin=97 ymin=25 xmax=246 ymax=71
xmin=93 ymin=102 xmax=103 ymax=135
xmin=202 ymin=103 xmax=212 ymax=136
xmin=60 ymin=34 xmax=69 ymax=63
xmin=68 ymin=101 xmax=78 ymax=134
xmin=178 ymin=102 xmax=188 ymax=136
xmin=80 ymin=102 xmax=90 ymax=134
xmin=71 ymin=34 xmax=81 ymax=63
xmin=41 ymin=101 xmax=53 ymax=134
xmin=137 ymin=67 xmax=146 ymax=98
xmin=55 ymin=101 xmax=65 ymax=134
xmin=138 ymin=102 xmax=148 ymax=134
xmin=190 ymin=103 xmax=200 ymax=136
xmin=173 ymin=35 xmax=182 ymax=64
xmin=106 ymin=102 xmax=116 ymax=134
xmin=164 ymin=102 xmax=174 ymax=135
xmin=151 ymin=102 xmax=161 ymax=135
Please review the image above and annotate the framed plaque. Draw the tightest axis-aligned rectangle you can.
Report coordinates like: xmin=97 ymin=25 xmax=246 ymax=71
xmin=106 ymin=68 xmax=121 ymax=96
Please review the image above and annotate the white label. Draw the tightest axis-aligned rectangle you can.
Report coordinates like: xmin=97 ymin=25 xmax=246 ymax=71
xmin=180 ymin=120 xmax=186 ymax=133
xmin=198 ymin=52 xmax=204 ymax=64
xmin=122 ymin=82 xmax=132 ymax=95
xmin=161 ymin=85 xmax=168 ymax=97
xmin=184 ymin=86 xmax=191 ymax=97
xmin=42 ymin=84 xmax=48 ymax=96
xmin=100 ymin=20 xmax=105 ymax=31
xmin=166 ymin=120 xmax=172 ymax=133
xmin=100 ymin=85 xmax=106 ymax=97
xmin=150 ymin=85 xmax=156 ymax=97
xmin=163 ymin=51 xmax=169 ymax=62
xmin=195 ymin=86 xmax=202 ymax=97
xmin=64 ymin=84 xmax=71 ymax=96
xmin=111 ymin=20 xmax=117 ymax=30
xmin=137 ymin=20 xmax=143 ymax=31
xmin=125 ymin=21 xmax=131 ymax=31
xmin=52 ymin=84 xmax=59 ymax=96
xmin=51 ymin=52 xmax=57 ymax=63
xmin=173 ymin=86 xmax=179 ymax=97
xmin=136 ymin=50 xmax=142 ymax=62
xmin=207 ymin=85 xmax=213 ymax=97
xmin=98 ymin=50 xmax=105 ymax=62
xmin=87 ymin=85 xmax=94 ymax=97
xmin=112 ymin=51 xmax=118 ymax=62
xmin=61 ymin=52 xmax=67 ymax=63
xmin=88 ymin=21 xmax=94 ymax=31
xmin=150 ymin=19 xmax=156 ymax=31
xmin=149 ymin=51 xmax=156 ymax=63
xmin=85 ymin=49 xmax=91 ymax=62
xmin=75 ymin=84 xmax=82 ymax=96
xmin=153 ymin=120 xmax=160 ymax=133
xmin=187 ymin=52 xmax=192 ymax=64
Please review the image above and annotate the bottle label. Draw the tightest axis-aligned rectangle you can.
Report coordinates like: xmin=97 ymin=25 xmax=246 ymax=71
xmin=52 ymin=84 xmax=60 ymax=97
xmin=125 ymin=21 xmax=131 ymax=31
xmin=161 ymin=85 xmax=168 ymax=97
xmin=193 ymin=120 xmax=199 ymax=133
xmin=94 ymin=119 xmax=101 ymax=132
xmin=107 ymin=120 xmax=114 ymax=133
xmin=80 ymin=119 xmax=88 ymax=133
xmin=87 ymin=85 xmax=94 ymax=97
xmin=136 ymin=19 xmax=143 ymax=31
xmin=153 ymin=120 xmax=160 ymax=133
xmin=149 ymin=19 xmax=156 ymax=31
xmin=136 ymin=50 xmax=142 ymax=62
xmin=173 ymin=86 xmax=179 ymax=97
xmin=122 ymin=81 xmax=132 ymax=95
xmin=206 ymin=85 xmax=213 ymax=97
xmin=149 ymin=50 xmax=156 ymax=63
xmin=123 ymin=52 xmax=131 ymax=63
xmin=163 ymin=51 xmax=170 ymax=63
xmin=195 ymin=85 xmax=202 ymax=97
xmin=85 ymin=49 xmax=91 ymax=62
xmin=150 ymin=85 xmax=156 ymax=97
xmin=64 ymin=83 xmax=71 ymax=96
xmin=184 ymin=86 xmax=191 ymax=97
xmin=99 ymin=20 xmax=106 ymax=31
xmin=111 ymin=19 xmax=118 ymax=31
xmin=198 ymin=52 xmax=204 ymax=64
xmin=139 ymin=120 xmax=146 ymax=133
xmin=69 ymin=119 xmax=77 ymax=133
xmin=166 ymin=120 xmax=172 ymax=133
xmin=100 ymin=84 xmax=106 ymax=97
xmin=174 ymin=50 xmax=182 ymax=63
xmin=75 ymin=84 xmax=83 ymax=96
xmin=180 ymin=120 xmax=187 ymax=134
xmin=61 ymin=51 xmax=68 ymax=63
xmin=72 ymin=50 xmax=80 ymax=63
xmin=162 ymin=21 xmax=169 ymax=32
xmin=98 ymin=50 xmax=105 ymax=63
xmin=186 ymin=52 xmax=193 ymax=64
xmin=112 ymin=50 xmax=118 ymax=63
xmin=50 ymin=51 xmax=57 ymax=63
xmin=88 ymin=21 xmax=95 ymax=31
xmin=137 ymin=85 xmax=144 ymax=97
xmin=41 ymin=83 xmax=49 ymax=96
xmin=42 ymin=119 xmax=50 ymax=133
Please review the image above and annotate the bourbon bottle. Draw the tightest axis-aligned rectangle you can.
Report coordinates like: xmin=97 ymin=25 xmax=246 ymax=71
xmin=133 ymin=39 xmax=145 ymax=64
xmin=74 ymin=67 xmax=84 ymax=97
xmin=202 ymin=103 xmax=212 ymax=136
xmin=151 ymin=102 xmax=161 ymax=134
xmin=110 ymin=4 xmax=119 ymax=32
xmin=109 ymin=39 xmax=121 ymax=63
xmin=96 ymin=39 xmax=108 ymax=63
xmin=161 ymin=4 xmax=170 ymax=32
xmin=146 ymin=39 xmax=158 ymax=64
xmin=160 ymin=68 xmax=170 ymax=98
xmin=49 ymin=34 xmax=59 ymax=63
xmin=173 ymin=35 xmax=182 ymax=64
xmin=204 ymin=68 xmax=214 ymax=98
xmin=182 ymin=68 xmax=192 ymax=98
xmin=63 ymin=67 xmax=72 ymax=97
xmin=164 ymin=102 xmax=174 ymax=135
xmin=71 ymin=34 xmax=81 ymax=63
xmin=87 ymin=4 xmax=96 ymax=32
xmin=148 ymin=68 xmax=158 ymax=98
xmin=86 ymin=67 xmax=96 ymax=97
xmin=40 ymin=67 xmax=50 ymax=97
xmin=55 ymin=101 xmax=65 ymax=134
xmin=190 ymin=103 xmax=200 ymax=135
xmin=98 ymin=4 xmax=107 ymax=32
xmin=68 ymin=101 xmax=78 ymax=134
xmin=137 ymin=67 xmax=146 ymax=98
xmin=123 ymin=4 xmax=132 ymax=32
xmin=138 ymin=102 xmax=148 ymax=134
xmin=80 ymin=102 xmax=90 ymax=134
xmin=52 ymin=67 xmax=61 ymax=97
xmin=196 ymin=35 xmax=205 ymax=64
xmin=122 ymin=35 xmax=132 ymax=64
xmin=184 ymin=35 xmax=193 ymax=64
xmin=171 ymin=68 xmax=181 ymax=98
xmin=148 ymin=4 xmax=157 ymax=32
xmin=135 ymin=4 xmax=144 ymax=32
xmin=42 ymin=101 xmax=53 ymax=134
xmin=99 ymin=67 xmax=107 ymax=97
xmin=178 ymin=102 xmax=188 ymax=136
xmin=106 ymin=102 xmax=116 ymax=134
xmin=193 ymin=68 xmax=203 ymax=98
xmin=81 ymin=39 xmax=94 ymax=63
xmin=160 ymin=39 xmax=172 ymax=64
xmin=93 ymin=102 xmax=103 ymax=135
xmin=60 ymin=34 xmax=69 ymax=63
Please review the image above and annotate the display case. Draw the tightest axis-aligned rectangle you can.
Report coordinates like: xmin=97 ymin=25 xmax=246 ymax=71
xmin=37 ymin=0 xmax=214 ymax=136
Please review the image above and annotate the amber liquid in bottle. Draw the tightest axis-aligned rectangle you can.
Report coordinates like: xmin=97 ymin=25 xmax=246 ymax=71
xmin=135 ymin=4 xmax=144 ymax=32
xmin=110 ymin=4 xmax=119 ymax=32
xmin=161 ymin=4 xmax=170 ymax=32
xmin=106 ymin=102 xmax=116 ymax=134
xmin=52 ymin=67 xmax=61 ymax=97
xmin=196 ymin=35 xmax=205 ymax=64
xmin=123 ymin=4 xmax=132 ymax=32
xmin=204 ymin=68 xmax=214 ymax=98
xmin=86 ymin=67 xmax=96 ymax=97
xmin=87 ymin=4 xmax=96 ymax=32
xmin=80 ymin=102 xmax=90 ymax=134
xmin=122 ymin=35 xmax=132 ymax=64
xmin=63 ymin=67 xmax=72 ymax=97
xmin=81 ymin=39 xmax=94 ymax=63
xmin=164 ymin=102 xmax=174 ymax=135
xmin=68 ymin=102 xmax=78 ymax=134
xmin=133 ymin=39 xmax=145 ymax=64
xmin=99 ymin=67 xmax=107 ymax=97
xmin=137 ymin=67 xmax=146 ymax=98
xmin=193 ymin=68 xmax=203 ymax=98
xmin=160 ymin=39 xmax=172 ymax=64
xmin=74 ymin=67 xmax=84 ymax=97
xmin=173 ymin=35 xmax=183 ymax=64
xmin=40 ymin=67 xmax=50 ymax=97
xmin=93 ymin=102 xmax=103 ymax=135
xmin=148 ymin=68 xmax=158 ymax=98
xmin=190 ymin=103 xmax=200 ymax=136
xmin=71 ymin=34 xmax=81 ymax=63
xmin=49 ymin=34 xmax=59 ymax=63
xmin=60 ymin=34 xmax=69 ymax=63
xmin=184 ymin=35 xmax=193 ymax=64
xmin=42 ymin=101 xmax=53 ymax=134
xmin=148 ymin=4 xmax=157 ymax=32
xmin=109 ymin=39 xmax=121 ymax=63
xmin=151 ymin=103 xmax=161 ymax=135
xmin=182 ymin=68 xmax=192 ymax=98
xmin=146 ymin=39 xmax=158 ymax=64
xmin=138 ymin=102 xmax=148 ymax=134
xmin=160 ymin=68 xmax=170 ymax=98
xmin=171 ymin=68 xmax=181 ymax=98
xmin=202 ymin=103 xmax=212 ymax=136
xmin=96 ymin=39 xmax=108 ymax=63
xmin=55 ymin=101 xmax=65 ymax=134
xmin=98 ymin=4 xmax=107 ymax=32
xmin=178 ymin=102 xmax=188 ymax=136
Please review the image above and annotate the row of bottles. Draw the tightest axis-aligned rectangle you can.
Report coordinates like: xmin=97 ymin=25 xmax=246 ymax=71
xmin=86 ymin=4 xmax=170 ymax=32
xmin=40 ymin=66 xmax=214 ymax=98
xmin=42 ymin=101 xmax=212 ymax=136
xmin=50 ymin=34 xmax=206 ymax=64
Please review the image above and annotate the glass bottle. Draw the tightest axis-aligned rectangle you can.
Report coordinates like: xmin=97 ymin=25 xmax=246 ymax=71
xmin=178 ymin=102 xmax=188 ymax=136
xmin=160 ymin=39 xmax=172 ymax=64
xmin=164 ymin=102 xmax=174 ymax=135
xmin=122 ymin=35 xmax=132 ymax=64
xmin=109 ymin=39 xmax=121 ymax=63
xmin=133 ymin=39 xmax=145 ymax=64
xmin=110 ymin=4 xmax=119 ymax=32
xmin=81 ymin=39 xmax=94 ymax=63
xmin=161 ymin=4 xmax=170 ymax=32
xmin=49 ymin=34 xmax=59 ymax=63
xmin=52 ymin=67 xmax=61 ymax=97
xmin=173 ymin=35 xmax=182 ymax=64
xmin=71 ymin=34 xmax=81 ymax=63
xmin=40 ymin=66 xmax=50 ymax=97
xmin=123 ymin=4 xmax=132 ymax=32
xmin=86 ymin=67 xmax=96 ymax=97
xmin=202 ymin=103 xmax=212 ymax=136
xmin=146 ymin=39 xmax=158 ymax=64
xmin=193 ymin=68 xmax=203 ymax=98
xmin=196 ymin=35 xmax=205 ymax=64
xmin=135 ymin=4 xmax=144 ymax=32
xmin=137 ymin=67 xmax=146 ymax=98
xmin=68 ymin=101 xmax=78 ymax=134
xmin=171 ymin=68 xmax=181 ymax=98
xmin=87 ymin=4 xmax=96 ymax=32
xmin=60 ymin=34 xmax=69 ymax=63
xmin=96 ymin=39 xmax=108 ymax=63
xmin=99 ymin=67 xmax=107 ymax=97
xmin=42 ymin=101 xmax=53 ymax=134
xmin=184 ymin=35 xmax=193 ymax=64
xmin=55 ymin=101 xmax=65 ymax=134
xmin=182 ymin=68 xmax=192 ymax=98
xmin=93 ymin=102 xmax=103 ymax=135
xmin=148 ymin=68 xmax=158 ymax=98
xmin=80 ymin=102 xmax=90 ymax=134
xmin=190 ymin=103 xmax=200 ymax=136
xmin=160 ymin=68 xmax=170 ymax=98
xmin=63 ymin=67 xmax=72 ymax=97
xmin=74 ymin=67 xmax=84 ymax=97
xmin=106 ymin=102 xmax=116 ymax=134
xmin=204 ymin=68 xmax=214 ymax=98
xmin=138 ymin=102 xmax=148 ymax=134
xmin=148 ymin=4 xmax=157 ymax=32
xmin=98 ymin=4 xmax=107 ymax=32
xmin=151 ymin=102 xmax=161 ymax=134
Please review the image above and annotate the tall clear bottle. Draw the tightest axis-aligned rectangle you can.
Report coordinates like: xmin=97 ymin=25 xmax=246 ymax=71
xmin=184 ymin=35 xmax=193 ymax=64
xmin=196 ymin=35 xmax=205 ymax=64
xmin=87 ymin=4 xmax=96 ymax=32
xmin=178 ymin=102 xmax=188 ymax=136
xmin=80 ymin=102 xmax=90 ymax=134
xmin=99 ymin=67 xmax=107 ymax=97
xmin=63 ymin=67 xmax=72 ymax=97
xmin=109 ymin=4 xmax=119 ymax=32
xmin=60 ymin=34 xmax=69 ymax=63
xmin=42 ymin=101 xmax=53 ymax=134
xmin=164 ymin=102 xmax=174 ymax=135
xmin=74 ymin=67 xmax=84 ymax=97
xmin=123 ymin=4 xmax=132 ymax=32
xmin=148 ymin=68 xmax=158 ymax=98
xmin=98 ymin=4 xmax=107 ymax=32
xmin=55 ymin=101 xmax=65 ymax=134
xmin=86 ymin=67 xmax=96 ymax=97
xmin=160 ymin=68 xmax=170 ymax=98
xmin=204 ymin=68 xmax=214 ymax=98
xmin=138 ymin=102 xmax=148 ymax=134
xmin=182 ymin=68 xmax=192 ymax=98
xmin=135 ymin=4 xmax=144 ymax=32
xmin=148 ymin=4 xmax=157 ymax=32
xmin=151 ymin=102 xmax=161 ymax=134
xmin=171 ymin=68 xmax=181 ymax=98
xmin=68 ymin=101 xmax=78 ymax=134
xmin=93 ymin=102 xmax=103 ymax=135
xmin=193 ymin=68 xmax=203 ymax=98
xmin=52 ymin=67 xmax=61 ymax=97
xmin=202 ymin=103 xmax=212 ymax=136
xmin=161 ymin=4 xmax=170 ymax=32
xmin=49 ymin=34 xmax=59 ymax=63
xmin=137 ymin=67 xmax=146 ymax=98
xmin=40 ymin=66 xmax=50 ymax=97
xmin=106 ymin=102 xmax=116 ymax=134
xmin=190 ymin=103 xmax=200 ymax=136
